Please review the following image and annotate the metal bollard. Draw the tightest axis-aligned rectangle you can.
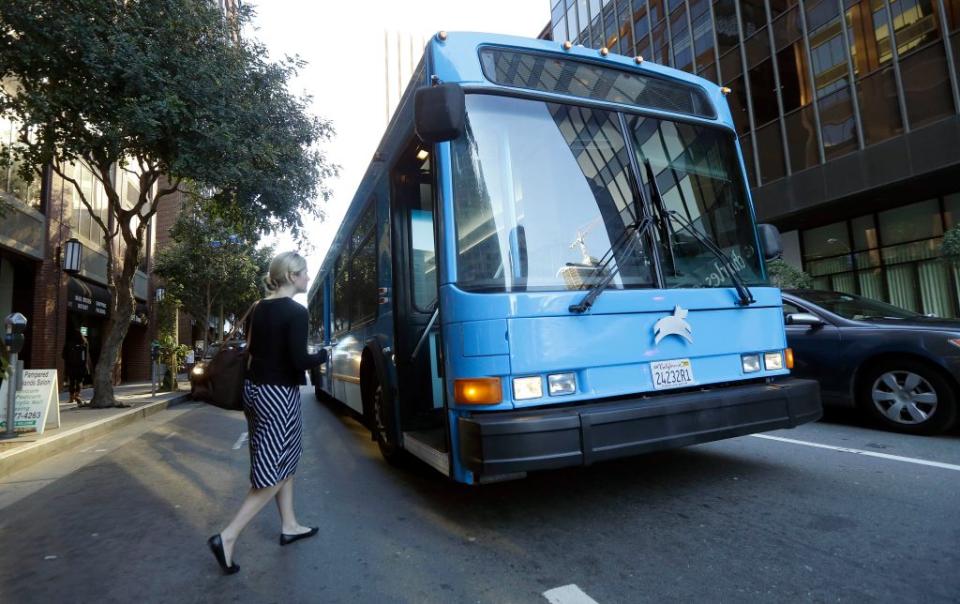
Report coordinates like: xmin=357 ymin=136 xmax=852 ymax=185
xmin=2 ymin=313 xmax=28 ymax=439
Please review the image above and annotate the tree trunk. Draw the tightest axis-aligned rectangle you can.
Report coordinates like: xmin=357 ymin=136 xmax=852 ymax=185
xmin=89 ymin=242 xmax=139 ymax=408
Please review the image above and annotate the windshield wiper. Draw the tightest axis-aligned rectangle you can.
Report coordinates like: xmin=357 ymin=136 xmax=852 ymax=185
xmin=643 ymin=160 xmax=755 ymax=307
xmin=569 ymin=215 xmax=655 ymax=314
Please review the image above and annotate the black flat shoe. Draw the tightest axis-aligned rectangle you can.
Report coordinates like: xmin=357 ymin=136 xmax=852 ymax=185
xmin=280 ymin=527 xmax=318 ymax=546
xmin=207 ymin=534 xmax=240 ymax=575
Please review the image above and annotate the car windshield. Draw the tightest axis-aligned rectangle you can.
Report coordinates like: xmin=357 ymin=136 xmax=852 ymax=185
xmin=796 ymin=291 xmax=922 ymax=320
xmin=450 ymin=94 xmax=763 ymax=293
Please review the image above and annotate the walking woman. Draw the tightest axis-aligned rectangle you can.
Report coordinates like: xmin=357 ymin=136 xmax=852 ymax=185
xmin=208 ymin=251 xmax=327 ymax=575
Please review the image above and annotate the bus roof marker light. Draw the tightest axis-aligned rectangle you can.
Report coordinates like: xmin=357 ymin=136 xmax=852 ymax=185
xmin=720 ymin=87 xmax=732 ymax=95
xmin=600 ymin=47 xmax=609 ymax=56
xmin=437 ymin=31 xmax=448 ymax=41
xmin=635 ymin=56 xmax=644 ymax=64
xmin=562 ymin=41 xmax=573 ymax=50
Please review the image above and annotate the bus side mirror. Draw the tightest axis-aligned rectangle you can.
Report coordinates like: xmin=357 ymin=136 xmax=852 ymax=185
xmin=414 ymin=83 xmax=465 ymax=144
xmin=758 ymin=224 xmax=782 ymax=260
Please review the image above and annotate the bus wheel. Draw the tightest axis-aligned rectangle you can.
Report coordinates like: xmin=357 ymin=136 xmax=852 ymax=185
xmin=372 ymin=382 xmax=403 ymax=464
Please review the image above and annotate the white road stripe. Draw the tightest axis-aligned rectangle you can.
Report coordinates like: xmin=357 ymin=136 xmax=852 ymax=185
xmin=751 ymin=434 xmax=960 ymax=472
xmin=543 ymin=584 xmax=600 ymax=604
xmin=232 ymin=432 xmax=248 ymax=450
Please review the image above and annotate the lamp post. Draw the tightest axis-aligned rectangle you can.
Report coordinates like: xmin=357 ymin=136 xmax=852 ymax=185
xmin=62 ymin=238 xmax=83 ymax=274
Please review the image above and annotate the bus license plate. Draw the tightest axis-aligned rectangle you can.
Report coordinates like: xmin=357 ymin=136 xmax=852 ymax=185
xmin=650 ymin=358 xmax=695 ymax=390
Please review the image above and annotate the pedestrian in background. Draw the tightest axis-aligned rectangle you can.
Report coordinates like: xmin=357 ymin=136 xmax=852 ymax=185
xmin=208 ymin=251 xmax=327 ymax=575
xmin=62 ymin=329 xmax=90 ymax=406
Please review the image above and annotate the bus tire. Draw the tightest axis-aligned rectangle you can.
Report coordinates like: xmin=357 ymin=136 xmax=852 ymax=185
xmin=372 ymin=381 xmax=403 ymax=464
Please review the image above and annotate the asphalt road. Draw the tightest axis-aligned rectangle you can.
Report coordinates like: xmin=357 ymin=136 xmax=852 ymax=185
xmin=0 ymin=389 xmax=957 ymax=603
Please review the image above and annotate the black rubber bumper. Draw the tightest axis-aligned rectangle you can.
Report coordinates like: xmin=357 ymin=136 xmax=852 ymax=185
xmin=458 ymin=378 xmax=821 ymax=476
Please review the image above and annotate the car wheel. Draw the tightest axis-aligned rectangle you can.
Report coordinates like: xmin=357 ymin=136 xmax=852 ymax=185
xmin=857 ymin=360 xmax=958 ymax=435
xmin=371 ymin=382 xmax=404 ymax=465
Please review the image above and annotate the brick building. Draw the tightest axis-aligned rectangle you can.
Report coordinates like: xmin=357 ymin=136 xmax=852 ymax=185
xmin=0 ymin=158 xmax=182 ymax=386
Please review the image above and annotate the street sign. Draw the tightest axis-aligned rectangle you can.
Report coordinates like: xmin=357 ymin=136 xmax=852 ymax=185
xmin=0 ymin=370 xmax=60 ymax=434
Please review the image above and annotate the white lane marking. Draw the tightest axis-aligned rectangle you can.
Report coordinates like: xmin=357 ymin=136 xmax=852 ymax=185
xmin=232 ymin=432 xmax=248 ymax=450
xmin=163 ymin=432 xmax=177 ymax=440
xmin=752 ymin=434 xmax=960 ymax=472
xmin=543 ymin=584 xmax=600 ymax=604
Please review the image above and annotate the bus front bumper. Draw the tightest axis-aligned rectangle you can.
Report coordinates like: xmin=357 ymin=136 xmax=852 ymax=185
xmin=458 ymin=378 xmax=821 ymax=476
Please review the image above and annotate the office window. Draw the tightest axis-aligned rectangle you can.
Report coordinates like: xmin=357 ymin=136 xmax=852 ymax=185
xmin=748 ymin=58 xmax=779 ymax=125
xmin=878 ymin=199 xmax=943 ymax=245
xmin=803 ymin=221 xmax=850 ymax=259
xmin=740 ymin=0 xmax=768 ymax=37
xmin=784 ymin=104 xmax=819 ymax=171
xmin=671 ymin=5 xmax=693 ymax=71
xmin=635 ymin=2 xmax=652 ymax=59
xmin=845 ymin=0 xmax=893 ymax=76
xmin=899 ymin=43 xmax=956 ymax=129
xmin=856 ymin=67 xmax=902 ymax=144
xmin=714 ymin=0 xmax=740 ymax=55
xmin=690 ymin=0 xmax=710 ymax=20
xmin=652 ymin=19 xmax=670 ymax=64
xmin=699 ymin=60 xmax=719 ymax=82
xmin=768 ymin=0 xmax=797 ymax=19
xmin=726 ymin=76 xmax=752 ymax=133
xmin=745 ymin=27 xmax=772 ymax=68
xmin=946 ymin=0 xmax=960 ymax=31
xmin=650 ymin=0 xmax=665 ymax=25
xmin=818 ymin=86 xmax=858 ymax=158
xmin=888 ymin=0 xmax=941 ymax=56
xmin=693 ymin=11 xmax=716 ymax=68
xmin=810 ymin=18 xmax=851 ymax=98
xmin=757 ymin=119 xmax=786 ymax=182
xmin=851 ymin=214 xmax=879 ymax=251
xmin=617 ymin=0 xmax=634 ymax=55
xmin=944 ymin=193 xmax=960 ymax=227
xmin=720 ymin=46 xmax=743 ymax=80
xmin=806 ymin=0 xmax=841 ymax=32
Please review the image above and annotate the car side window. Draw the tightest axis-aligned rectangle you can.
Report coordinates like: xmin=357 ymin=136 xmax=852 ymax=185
xmin=783 ymin=301 xmax=803 ymax=318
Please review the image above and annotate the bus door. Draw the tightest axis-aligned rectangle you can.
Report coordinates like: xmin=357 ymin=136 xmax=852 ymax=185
xmin=389 ymin=139 xmax=448 ymax=470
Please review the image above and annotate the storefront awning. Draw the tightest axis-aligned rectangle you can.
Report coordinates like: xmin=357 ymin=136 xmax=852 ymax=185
xmin=67 ymin=277 xmax=110 ymax=318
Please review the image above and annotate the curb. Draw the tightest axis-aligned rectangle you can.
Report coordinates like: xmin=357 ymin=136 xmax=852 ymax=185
xmin=0 ymin=393 xmax=192 ymax=479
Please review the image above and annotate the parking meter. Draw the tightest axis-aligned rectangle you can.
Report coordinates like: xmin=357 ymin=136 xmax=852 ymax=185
xmin=3 ymin=313 xmax=27 ymax=355
xmin=150 ymin=341 xmax=160 ymax=361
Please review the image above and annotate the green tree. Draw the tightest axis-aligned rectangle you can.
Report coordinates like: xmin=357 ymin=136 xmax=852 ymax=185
xmin=0 ymin=1 xmax=336 ymax=407
xmin=153 ymin=195 xmax=272 ymax=351
xmin=941 ymin=225 xmax=960 ymax=267
xmin=766 ymin=259 xmax=814 ymax=289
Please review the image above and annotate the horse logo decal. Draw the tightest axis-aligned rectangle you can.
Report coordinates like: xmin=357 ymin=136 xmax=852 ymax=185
xmin=653 ymin=305 xmax=693 ymax=345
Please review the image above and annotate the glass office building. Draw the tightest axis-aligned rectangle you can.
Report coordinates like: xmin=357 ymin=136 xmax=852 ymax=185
xmin=546 ymin=0 xmax=960 ymax=316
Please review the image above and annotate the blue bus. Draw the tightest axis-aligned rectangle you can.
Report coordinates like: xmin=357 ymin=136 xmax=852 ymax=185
xmin=307 ymin=32 xmax=821 ymax=485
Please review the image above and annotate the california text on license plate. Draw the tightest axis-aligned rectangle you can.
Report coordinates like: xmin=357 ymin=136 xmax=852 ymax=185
xmin=650 ymin=358 xmax=695 ymax=390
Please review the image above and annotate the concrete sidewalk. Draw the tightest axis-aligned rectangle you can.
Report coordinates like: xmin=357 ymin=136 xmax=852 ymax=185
xmin=0 ymin=379 xmax=192 ymax=478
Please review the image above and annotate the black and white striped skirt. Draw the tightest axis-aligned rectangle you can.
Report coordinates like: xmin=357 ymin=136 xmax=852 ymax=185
xmin=242 ymin=380 xmax=303 ymax=489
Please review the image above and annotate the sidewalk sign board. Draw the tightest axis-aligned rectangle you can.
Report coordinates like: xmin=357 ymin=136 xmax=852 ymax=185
xmin=0 ymin=369 xmax=60 ymax=434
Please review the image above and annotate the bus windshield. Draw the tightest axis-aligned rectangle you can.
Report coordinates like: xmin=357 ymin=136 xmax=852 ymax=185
xmin=451 ymin=94 xmax=764 ymax=293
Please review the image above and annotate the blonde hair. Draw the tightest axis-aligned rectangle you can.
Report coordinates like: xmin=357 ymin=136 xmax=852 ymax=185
xmin=263 ymin=251 xmax=307 ymax=292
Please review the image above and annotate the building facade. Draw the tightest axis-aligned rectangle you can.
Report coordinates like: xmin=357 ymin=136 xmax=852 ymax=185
xmin=547 ymin=0 xmax=960 ymax=316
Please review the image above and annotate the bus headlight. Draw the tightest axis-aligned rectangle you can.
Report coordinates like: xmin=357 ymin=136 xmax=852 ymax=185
xmin=512 ymin=376 xmax=543 ymax=400
xmin=741 ymin=354 xmax=761 ymax=373
xmin=548 ymin=373 xmax=576 ymax=396
xmin=764 ymin=352 xmax=784 ymax=371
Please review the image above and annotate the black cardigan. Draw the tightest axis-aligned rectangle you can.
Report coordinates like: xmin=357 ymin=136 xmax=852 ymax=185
xmin=245 ymin=297 xmax=324 ymax=386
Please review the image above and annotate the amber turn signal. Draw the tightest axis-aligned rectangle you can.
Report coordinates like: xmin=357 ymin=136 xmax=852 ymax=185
xmin=785 ymin=348 xmax=794 ymax=370
xmin=454 ymin=378 xmax=502 ymax=405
